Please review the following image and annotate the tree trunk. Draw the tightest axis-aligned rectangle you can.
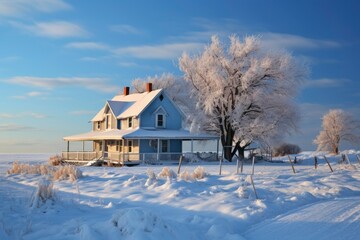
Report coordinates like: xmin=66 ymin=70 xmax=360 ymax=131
xmin=231 ymin=141 xmax=246 ymax=159
xmin=221 ymin=128 xmax=234 ymax=162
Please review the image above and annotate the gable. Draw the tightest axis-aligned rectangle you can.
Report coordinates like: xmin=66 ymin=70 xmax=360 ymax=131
xmin=140 ymin=91 xmax=183 ymax=129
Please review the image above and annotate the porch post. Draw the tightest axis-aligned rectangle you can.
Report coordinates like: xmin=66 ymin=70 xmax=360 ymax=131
xmin=157 ymin=138 xmax=160 ymax=162
xmin=102 ymin=140 xmax=105 ymax=158
xmin=122 ymin=139 xmax=125 ymax=162
xmin=191 ymin=139 xmax=194 ymax=154
xmin=118 ymin=140 xmax=121 ymax=164
xmin=67 ymin=141 xmax=69 ymax=160
xmin=216 ymin=138 xmax=220 ymax=161
xmin=82 ymin=141 xmax=85 ymax=160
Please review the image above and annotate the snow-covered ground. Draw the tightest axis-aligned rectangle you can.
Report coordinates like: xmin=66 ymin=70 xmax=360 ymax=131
xmin=1 ymin=151 xmax=360 ymax=240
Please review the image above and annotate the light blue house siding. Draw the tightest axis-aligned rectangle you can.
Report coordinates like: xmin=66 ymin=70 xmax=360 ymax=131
xmin=140 ymin=93 xmax=182 ymax=129
xmin=139 ymin=139 xmax=182 ymax=154
xmin=138 ymin=93 xmax=183 ymax=154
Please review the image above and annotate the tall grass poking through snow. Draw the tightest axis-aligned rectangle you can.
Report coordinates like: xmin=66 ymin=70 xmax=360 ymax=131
xmin=53 ymin=165 xmax=82 ymax=181
xmin=7 ymin=161 xmax=51 ymax=175
xmin=157 ymin=167 xmax=177 ymax=179
xmin=48 ymin=155 xmax=64 ymax=166
xmin=7 ymin=161 xmax=82 ymax=182
xmin=31 ymin=178 xmax=55 ymax=208
xmin=179 ymin=166 xmax=207 ymax=181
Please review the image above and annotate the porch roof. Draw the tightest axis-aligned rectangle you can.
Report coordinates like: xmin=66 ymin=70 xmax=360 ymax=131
xmin=63 ymin=128 xmax=219 ymax=141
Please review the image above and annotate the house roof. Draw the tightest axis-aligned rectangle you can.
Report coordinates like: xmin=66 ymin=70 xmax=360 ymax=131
xmin=63 ymin=128 xmax=218 ymax=141
xmin=91 ymin=89 xmax=163 ymax=121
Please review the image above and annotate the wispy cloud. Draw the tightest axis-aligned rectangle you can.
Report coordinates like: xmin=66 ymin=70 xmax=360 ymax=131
xmin=113 ymin=42 xmax=204 ymax=59
xmin=5 ymin=76 xmax=117 ymax=93
xmin=66 ymin=42 xmax=109 ymax=50
xmin=0 ymin=112 xmax=47 ymax=119
xmin=12 ymin=91 xmax=48 ymax=99
xmin=0 ymin=124 xmax=34 ymax=132
xmin=10 ymin=20 xmax=88 ymax=38
xmin=305 ymin=78 xmax=351 ymax=88
xmin=109 ymin=24 xmax=142 ymax=35
xmin=0 ymin=0 xmax=71 ymax=17
xmin=260 ymin=32 xmax=341 ymax=50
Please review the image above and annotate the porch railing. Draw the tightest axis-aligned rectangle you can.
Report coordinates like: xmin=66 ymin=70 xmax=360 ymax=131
xmin=61 ymin=151 xmax=101 ymax=161
xmin=62 ymin=151 xmax=218 ymax=165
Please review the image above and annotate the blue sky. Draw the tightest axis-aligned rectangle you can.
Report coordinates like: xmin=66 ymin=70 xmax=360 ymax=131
xmin=0 ymin=0 xmax=359 ymax=153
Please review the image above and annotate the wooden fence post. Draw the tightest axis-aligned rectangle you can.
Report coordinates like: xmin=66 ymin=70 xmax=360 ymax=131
xmin=323 ymin=155 xmax=334 ymax=173
xmin=345 ymin=154 xmax=352 ymax=165
xmin=288 ymin=155 xmax=296 ymax=174
xmin=177 ymin=155 xmax=183 ymax=174
xmin=219 ymin=151 xmax=223 ymax=176
xmin=251 ymin=156 xmax=255 ymax=175
xmin=314 ymin=156 xmax=318 ymax=169
xmin=236 ymin=157 xmax=240 ymax=174
xmin=250 ymin=175 xmax=258 ymax=199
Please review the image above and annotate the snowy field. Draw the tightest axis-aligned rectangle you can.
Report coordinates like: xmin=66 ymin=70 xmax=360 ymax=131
xmin=1 ymin=152 xmax=360 ymax=240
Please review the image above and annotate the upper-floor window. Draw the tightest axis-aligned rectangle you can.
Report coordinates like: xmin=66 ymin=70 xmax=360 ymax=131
xmin=156 ymin=114 xmax=165 ymax=128
xmin=105 ymin=114 xmax=111 ymax=129
xmin=97 ymin=121 xmax=101 ymax=130
xmin=128 ymin=117 xmax=133 ymax=128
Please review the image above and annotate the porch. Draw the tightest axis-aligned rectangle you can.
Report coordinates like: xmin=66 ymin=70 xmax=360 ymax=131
xmin=62 ymin=128 xmax=220 ymax=165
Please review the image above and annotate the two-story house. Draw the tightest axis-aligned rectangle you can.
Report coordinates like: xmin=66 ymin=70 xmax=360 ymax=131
xmin=62 ymin=83 xmax=218 ymax=165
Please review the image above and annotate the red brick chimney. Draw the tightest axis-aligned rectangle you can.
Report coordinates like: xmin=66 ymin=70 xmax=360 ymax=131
xmin=123 ymin=86 xmax=129 ymax=96
xmin=146 ymin=82 xmax=152 ymax=93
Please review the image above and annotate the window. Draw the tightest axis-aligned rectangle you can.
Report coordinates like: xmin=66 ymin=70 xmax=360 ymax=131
xmin=106 ymin=114 xmax=111 ymax=129
xmin=161 ymin=140 xmax=169 ymax=152
xmin=97 ymin=121 xmax=101 ymax=130
xmin=128 ymin=117 xmax=133 ymax=128
xmin=156 ymin=114 xmax=165 ymax=128
xmin=128 ymin=140 xmax=133 ymax=152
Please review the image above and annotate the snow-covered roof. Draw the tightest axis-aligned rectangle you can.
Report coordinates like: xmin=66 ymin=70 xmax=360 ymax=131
xmin=107 ymin=100 xmax=134 ymax=117
xmin=63 ymin=129 xmax=138 ymax=141
xmin=91 ymin=89 xmax=163 ymax=121
xmin=115 ymin=89 xmax=162 ymax=118
xmin=63 ymin=128 xmax=218 ymax=141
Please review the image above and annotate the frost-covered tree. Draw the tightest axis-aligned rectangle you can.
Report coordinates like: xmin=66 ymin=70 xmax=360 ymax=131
xmin=179 ymin=35 xmax=307 ymax=160
xmin=314 ymin=109 xmax=360 ymax=154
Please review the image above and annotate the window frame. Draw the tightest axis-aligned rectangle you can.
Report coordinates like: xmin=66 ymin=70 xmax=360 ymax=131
xmin=105 ymin=114 xmax=111 ymax=129
xmin=128 ymin=117 xmax=133 ymax=128
xmin=156 ymin=113 xmax=165 ymax=128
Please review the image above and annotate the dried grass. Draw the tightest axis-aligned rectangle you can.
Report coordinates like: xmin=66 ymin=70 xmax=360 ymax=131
xmin=192 ymin=166 xmax=207 ymax=179
xmin=53 ymin=165 xmax=82 ymax=182
xmin=157 ymin=167 xmax=177 ymax=179
xmin=7 ymin=161 xmax=82 ymax=182
xmin=7 ymin=161 xmax=51 ymax=175
xmin=31 ymin=178 xmax=55 ymax=208
xmin=48 ymin=155 xmax=64 ymax=166
xmin=178 ymin=166 xmax=207 ymax=181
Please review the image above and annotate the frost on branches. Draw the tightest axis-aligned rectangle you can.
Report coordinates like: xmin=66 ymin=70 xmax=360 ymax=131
xmin=314 ymin=109 xmax=360 ymax=154
xmin=179 ymin=35 xmax=307 ymax=160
